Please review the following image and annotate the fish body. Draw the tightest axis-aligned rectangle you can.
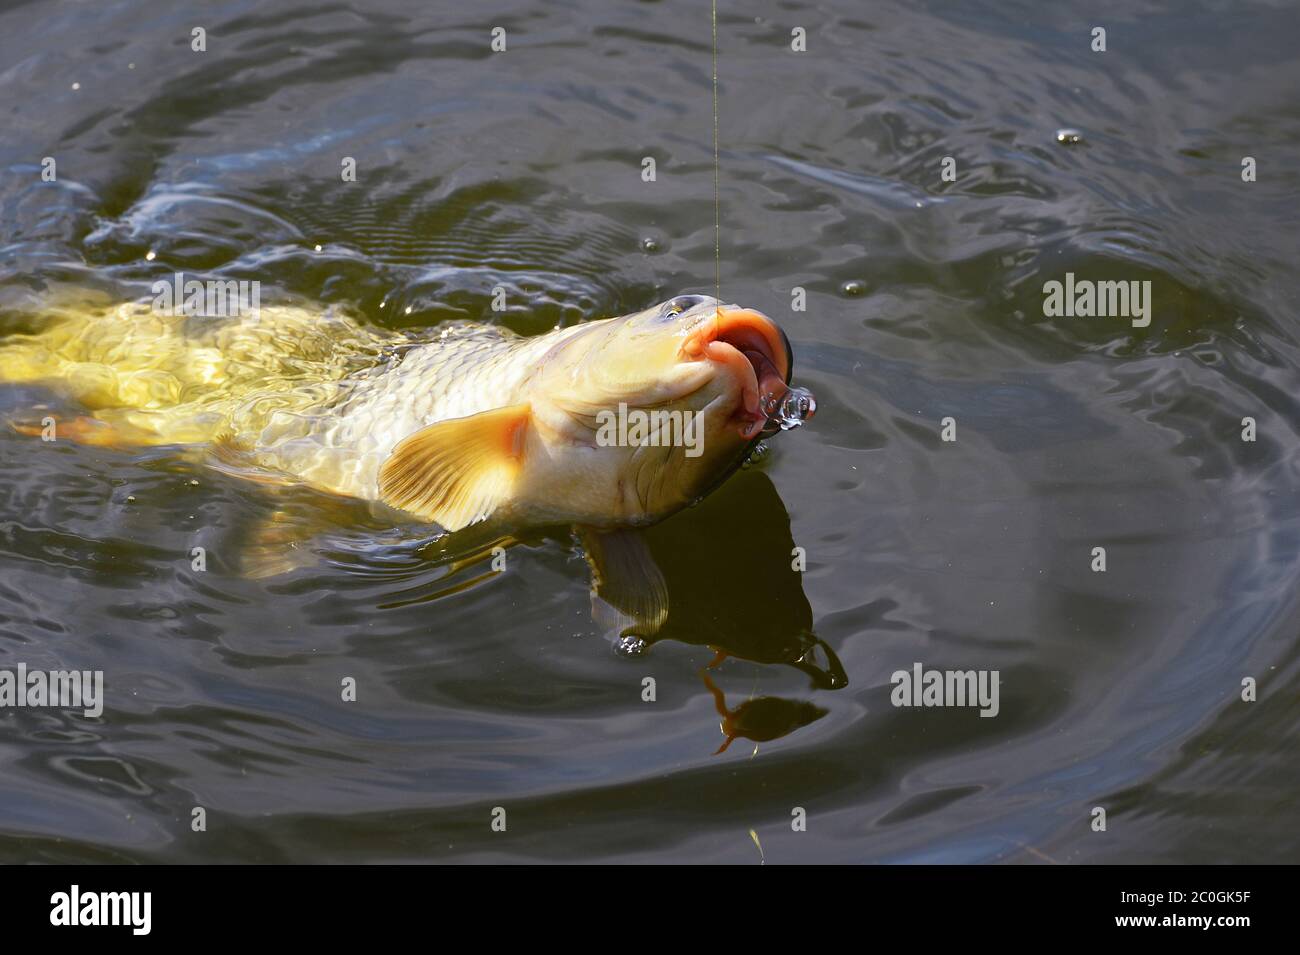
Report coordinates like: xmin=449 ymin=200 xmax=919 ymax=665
xmin=1 ymin=293 xmax=802 ymax=533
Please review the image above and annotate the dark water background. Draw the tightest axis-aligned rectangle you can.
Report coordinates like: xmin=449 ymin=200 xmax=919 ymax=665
xmin=1 ymin=0 xmax=1298 ymax=862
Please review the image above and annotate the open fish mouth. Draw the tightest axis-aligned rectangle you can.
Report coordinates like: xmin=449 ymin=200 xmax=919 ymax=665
xmin=681 ymin=305 xmax=794 ymax=439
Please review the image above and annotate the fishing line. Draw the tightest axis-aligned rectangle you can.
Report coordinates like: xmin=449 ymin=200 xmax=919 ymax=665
xmin=712 ymin=0 xmax=720 ymax=302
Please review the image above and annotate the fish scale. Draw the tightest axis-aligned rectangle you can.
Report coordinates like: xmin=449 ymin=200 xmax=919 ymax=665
xmin=252 ymin=321 xmax=594 ymax=497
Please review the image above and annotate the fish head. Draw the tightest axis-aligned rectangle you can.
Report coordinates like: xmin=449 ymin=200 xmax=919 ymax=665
xmin=531 ymin=293 xmax=798 ymax=522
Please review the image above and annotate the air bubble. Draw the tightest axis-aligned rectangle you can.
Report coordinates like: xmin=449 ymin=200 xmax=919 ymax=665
xmin=614 ymin=634 xmax=648 ymax=656
xmin=741 ymin=440 xmax=770 ymax=469
xmin=761 ymin=386 xmax=816 ymax=431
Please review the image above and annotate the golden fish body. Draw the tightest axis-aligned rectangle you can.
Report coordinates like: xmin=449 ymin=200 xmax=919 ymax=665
xmin=0 ymin=293 xmax=796 ymax=532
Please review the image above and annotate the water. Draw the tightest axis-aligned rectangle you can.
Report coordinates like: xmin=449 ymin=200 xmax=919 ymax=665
xmin=1 ymin=0 xmax=1298 ymax=863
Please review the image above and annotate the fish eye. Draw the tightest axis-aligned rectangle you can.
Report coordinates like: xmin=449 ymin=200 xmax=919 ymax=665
xmin=660 ymin=294 xmax=711 ymax=320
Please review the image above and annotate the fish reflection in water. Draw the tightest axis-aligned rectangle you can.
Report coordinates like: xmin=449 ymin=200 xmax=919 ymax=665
xmin=364 ymin=464 xmax=847 ymax=750
xmin=631 ymin=470 xmax=844 ymax=679
xmin=701 ymin=669 xmax=827 ymax=755
xmin=612 ymin=467 xmax=847 ymax=750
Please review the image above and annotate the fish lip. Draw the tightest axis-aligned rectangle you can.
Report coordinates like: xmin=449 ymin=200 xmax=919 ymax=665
xmin=681 ymin=306 xmax=792 ymax=439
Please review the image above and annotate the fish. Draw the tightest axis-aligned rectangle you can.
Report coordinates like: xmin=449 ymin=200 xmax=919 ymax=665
xmin=1 ymin=292 xmax=813 ymax=630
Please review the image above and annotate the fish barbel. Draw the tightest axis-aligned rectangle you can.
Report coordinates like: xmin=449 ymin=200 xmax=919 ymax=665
xmin=1 ymin=293 xmax=810 ymax=534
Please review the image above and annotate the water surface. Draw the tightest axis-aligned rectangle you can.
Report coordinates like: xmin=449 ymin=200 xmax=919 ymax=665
xmin=1 ymin=0 xmax=1298 ymax=863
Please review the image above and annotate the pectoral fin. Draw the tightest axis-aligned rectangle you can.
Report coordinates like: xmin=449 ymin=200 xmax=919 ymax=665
xmin=379 ymin=404 xmax=530 ymax=531
xmin=578 ymin=526 xmax=669 ymax=639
